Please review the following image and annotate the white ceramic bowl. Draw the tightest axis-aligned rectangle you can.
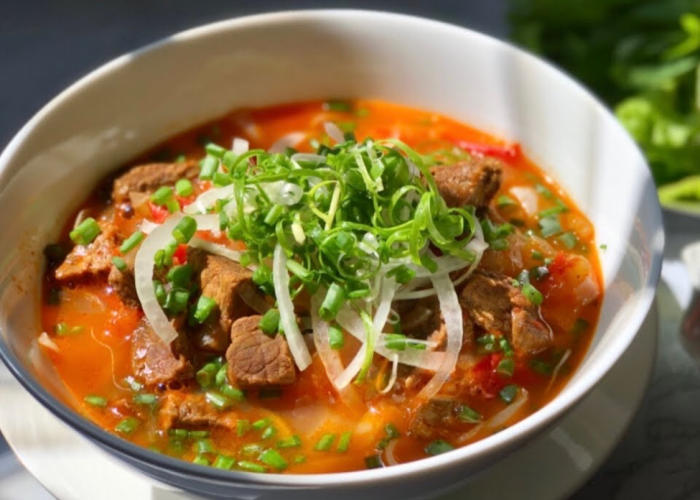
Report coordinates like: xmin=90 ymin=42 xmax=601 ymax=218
xmin=0 ymin=10 xmax=663 ymax=500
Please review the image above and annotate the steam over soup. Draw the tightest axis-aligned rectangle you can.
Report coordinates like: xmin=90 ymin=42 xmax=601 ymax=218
xmin=41 ymin=100 xmax=601 ymax=473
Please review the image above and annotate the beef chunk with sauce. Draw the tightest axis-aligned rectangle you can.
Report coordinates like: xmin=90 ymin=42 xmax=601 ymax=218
xmin=460 ymin=271 xmax=552 ymax=355
xmin=397 ymin=296 xmax=474 ymax=350
xmin=55 ymin=220 xmax=121 ymax=282
xmin=131 ymin=318 xmax=193 ymax=387
xmin=188 ymin=248 xmax=261 ymax=353
xmin=112 ymin=161 xmax=200 ymax=204
xmin=226 ymin=315 xmax=296 ymax=387
xmin=409 ymin=399 xmax=473 ymax=439
xmin=158 ymin=392 xmax=235 ymax=431
xmin=429 ymin=156 xmax=502 ymax=209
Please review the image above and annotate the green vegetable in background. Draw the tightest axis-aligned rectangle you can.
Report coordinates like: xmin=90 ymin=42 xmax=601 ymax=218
xmin=509 ymin=0 xmax=700 ymax=209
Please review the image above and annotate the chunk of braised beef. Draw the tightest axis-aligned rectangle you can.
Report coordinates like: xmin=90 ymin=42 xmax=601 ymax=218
xmin=158 ymin=392 xmax=235 ymax=431
xmin=55 ymin=220 xmax=120 ymax=282
xmin=429 ymin=156 xmax=502 ymax=209
xmin=108 ymin=240 xmax=168 ymax=308
xmin=408 ymin=399 xmax=472 ymax=439
xmin=131 ymin=318 xmax=193 ymax=387
xmin=397 ymin=296 xmax=474 ymax=350
xmin=226 ymin=316 xmax=296 ymax=388
xmin=460 ymin=271 xmax=552 ymax=355
xmin=188 ymin=248 xmax=260 ymax=353
xmin=111 ymin=161 xmax=200 ymax=204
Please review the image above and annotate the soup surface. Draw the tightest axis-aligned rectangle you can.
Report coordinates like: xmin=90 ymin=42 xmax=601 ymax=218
xmin=40 ymin=100 xmax=601 ymax=473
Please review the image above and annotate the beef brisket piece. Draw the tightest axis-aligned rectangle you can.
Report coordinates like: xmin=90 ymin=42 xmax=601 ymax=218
xmin=429 ymin=156 xmax=502 ymax=209
xmin=226 ymin=315 xmax=296 ymax=388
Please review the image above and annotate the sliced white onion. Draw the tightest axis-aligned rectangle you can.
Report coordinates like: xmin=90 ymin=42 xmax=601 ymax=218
xmin=273 ymin=244 xmax=312 ymax=371
xmin=269 ymin=132 xmax=305 ymax=153
xmin=384 ymin=436 xmax=400 ymax=466
xmin=38 ymin=332 xmax=59 ymax=352
xmin=188 ymin=236 xmax=243 ymax=263
xmin=457 ymin=389 xmax=530 ymax=445
xmin=184 ymin=185 xmax=234 ymax=215
xmin=511 ymin=186 xmax=538 ymax=217
xmin=232 ymin=138 xmax=249 ymax=156
xmin=379 ymin=354 xmax=400 ymax=394
xmin=335 ymin=346 xmax=367 ymax=390
xmin=140 ymin=219 xmax=160 ymax=235
xmin=324 ymin=122 xmax=345 ymax=144
xmin=415 ymin=273 xmax=463 ymax=403
xmin=135 ymin=215 xmax=184 ymax=344
xmin=291 ymin=153 xmax=326 ymax=164
xmin=278 ymin=183 xmax=304 ymax=206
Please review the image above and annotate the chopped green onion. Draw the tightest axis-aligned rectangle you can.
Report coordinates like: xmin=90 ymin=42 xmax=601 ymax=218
xmin=133 ymin=393 xmax=158 ymax=406
xmin=199 ymin=156 xmax=219 ymax=180
xmin=277 ymin=435 xmax=302 ymax=449
xmin=192 ymin=455 xmax=210 ymax=466
xmin=258 ymin=449 xmax=288 ymax=471
xmin=425 ymin=440 xmax=455 ymax=456
xmin=167 ymin=264 xmax=193 ymax=288
xmin=496 ymin=358 xmax=515 ymax=377
xmin=328 ymin=324 xmax=344 ymax=350
xmin=111 ymin=256 xmax=127 ymax=272
xmin=522 ymin=283 xmax=543 ymax=306
xmin=124 ymin=376 xmax=143 ymax=392
xmin=69 ymin=218 xmax=101 ymax=245
xmin=314 ymin=433 xmax=336 ymax=451
xmin=175 ymin=178 xmax=194 ymax=197
xmin=364 ymin=455 xmax=383 ymax=469
xmin=489 ymin=239 xmax=509 ymax=251
xmin=294 ymin=455 xmax=307 ymax=464
xmin=220 ymin=384 xmax=244 ymax=401
xmin=253 ymin=418 xmax=271 ymax=430
xmin=285 ymin=260 xmax=313 ymax=282
xmin=386 ymin=265 xmax=416 ymax=284
xmin=319 ymin=283 xmax=346 ymax=321
xmin=205 ymin=391 xmax=232 ymax=410
xmin=558 ymin=232 xmax=578 ymax=249
xmin=538 ymin=200 xmax=568 ymax=218
xmin=205 ymin=142 xmax=227 ymax=158
xmin=264 ymin=204 xmax=286 ymax=226
xmin=531 ymin=250 xmax=544 ymax=261
xmin=496 ymin=194 xmax=517 ymax=207
xmin=163 ymin=288 xmax=190 ymax=314
xmin=119 ymin=231 xmax=144 ymax=254
xmin=572 ymin=318 xmax=590 ymax=336
xmin=261 ymin=426 xmax=277 ymax=440
xmin=241 ymin=443 xmax=264 ymax=456
xmin=337 ymin=431 xmax=352 ymax=453
xmin=153 ymin=280 xmax=166 ymax=305
xmin=115 ymin=416 xmax=139 ymax=435
xmin=193 ymin=295 xmax=217 ymax=324
xmin=599 ymin=244 xmax=608 ymax=250
xmin=237 ymin=419 xmax=250 ymax=437
xmin=213 ymin=455 xmax=236 ymax=470
xmin=151 ymin=186 xmax=173 ymax=206
xmin=259 ymin=308 xmax=280 ymax=336
xmin=237 ymin=461 xmax=267 ymax=473
xmin=530 ymin=359 xmax=553 ymax=375
xmin=189 ymin=430 xmax=210 ymax=438
xmin=458 ymin=405 xmax=481 ymax=423
xmin=324 ymin=100 xmax=352 ymax=112
xmin=535 ymin=183 xmax=553 ymax=199
xmin=166 ymin=198 xmax=180 ymax=213
xmin=499 ymin=385 xmax=519 ymax=404
xmin=84 ymin=395 xmax=107 ymax=408
xmin=539 ymin=215 xmax=562 ymax=237
xmin=172 ymin=216 xmax=197 ymax=244
xmin=194 ymin=438 xmax=216 ymax=454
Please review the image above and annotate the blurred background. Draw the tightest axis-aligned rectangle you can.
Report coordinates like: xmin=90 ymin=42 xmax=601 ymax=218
xmin=2 ymin=0 xmax=700 ymax=498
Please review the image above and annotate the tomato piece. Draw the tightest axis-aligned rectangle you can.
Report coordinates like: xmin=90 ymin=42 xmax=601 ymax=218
xmin=471 ymin=353 xmax=507 ymax=398
xmin=443 ymin=136 xmax=521 ymax=162
xmin=173 ymin=244 xmax=188 ymax=265
xmin=148 ymin=201 xmax=169 ymax=224
xmin=176 ymin=195 xmax=196 ymax=208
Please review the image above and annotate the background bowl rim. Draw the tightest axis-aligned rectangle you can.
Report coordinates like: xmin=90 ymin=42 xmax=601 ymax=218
xmin=0 ymin=8 xmax=664 ymax=487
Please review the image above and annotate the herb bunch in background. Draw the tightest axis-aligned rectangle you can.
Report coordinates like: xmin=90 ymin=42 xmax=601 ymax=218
xmin=509 ymin=0 xmax=700 ymax=209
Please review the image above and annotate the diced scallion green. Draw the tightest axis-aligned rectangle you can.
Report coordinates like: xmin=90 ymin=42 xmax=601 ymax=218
xmin=328 ymin=324 xmax=344 ymax=350
xmin=277 ymin=435 xmax=302 ymax=449
xmin=259 ymin=449 xmax=288 ymax=470
xmin=111 ymin=256 xmax=127 ymax=272
xmin=115 ymin=416 xmax=139 ymax=435
xmin=175 ymin=178 xmax=194 ymax=197
xmin=314 ymin=433 xmax=336 ymax=451
xmin=425 ymin=440 xmax=455 ymax=456
xmin=193 ymin=295 xmax=217 ymax=324
xmin=151 ymin=186 xmax=173 ymax=206
xmin=119 ymin=231 xmax=144 ymax=254
xmin=457 ymin=405 xmax=481 ymax=423
xmin=259 ymin=308 xmax=280 ymax=336
xmin=172 ymin=216 xmax=197 ymax=244
xmin=69 ymin=218 xmax=101 ymax=245
xmin=84 ymin=395 xmax=107 ymax=408
xmin=499 ymin=385 xmax=519 ymax=404
xmin=337 ymin=431 xmax=352 ymax=453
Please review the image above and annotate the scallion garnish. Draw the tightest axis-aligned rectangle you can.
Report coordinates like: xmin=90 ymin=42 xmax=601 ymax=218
xmin=151 ymin=186 xmax=173 ymax=206
xmin=259 ymin=308 xmax=281 ymax=336
xmin=193 ymin=455 xmax=210 ymax=466
xmin=496 ymin=358 xmax=515 ymax=377
xmin=319 ymin=283 xmax=346 ymax=321
xmin=364 ymin=455 xmax=383 ymax=469
xmin=133 ymin=393 xmax=158 ymax=406
xmin=84 ymin=395 xmax=107 ymax=408
xmin=538 ymin=215 xmax=562 ymax=237
xmin=499 ymin=385 xmax=519 ymax=404
xmin=314 ymin=433 xmax=336 ymax=451
xmin=167 ymin=264 xmax=193 ymax=288
xmin=213 ymin=455 xmax=236 ymax=470
xmin=114 ymin=416 xmax=139 ymax=435
xmin=337 ymin=431 xmax=352 ymax=453
xmin=458 ymin=405 xmax=481 ymax=423
xmin=253 ymin=418 xmax=271 ymax=430
xmin=237 ymin=419 xmax=250 ymax=437
xmin=328 ymin=324 xmax=344 ymax=350
xmin=261 ymin=426 xmax=277 ymax=440
xmin=194 ymin=438 xmax=216 ymax=454
xmin=277 ymin=435 xmax=302 ymax=449
xmin=69 ymin=218 xmax=101 ymax=245
xmin=558 ymin=231 xmax=578 ymax=249
xmin=193 ymin=295 xmax=217 ymax=324
xmin=111 ymin=256 xmax=127 ymax=272
xmin=119 ymin=231 xmax=144 ymax=254
xmin=172 ymin=216 xmax=197 ymax=244
xmin=199 ymin=156 xmax=218 ymax=181
xmin=425 ymin=439 xmax=455 ymax=456
xmin=175 ymin=178 xmax=194 ymax=197
xmin=496 ymin=194 xmax=517 ymax=207
xmin=259 ymin=449 xmax=288 ymax=471
xmin=237 ymin=461 xmax=267 ymax=473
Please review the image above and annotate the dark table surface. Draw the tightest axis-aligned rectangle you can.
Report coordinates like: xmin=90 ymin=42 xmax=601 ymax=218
xmin=0 ymin=2 xmax=694 ymax=499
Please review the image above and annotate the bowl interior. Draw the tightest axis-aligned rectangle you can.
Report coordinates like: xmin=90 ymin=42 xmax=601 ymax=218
xmin=0 ymin=10 xmax=662 ymax=486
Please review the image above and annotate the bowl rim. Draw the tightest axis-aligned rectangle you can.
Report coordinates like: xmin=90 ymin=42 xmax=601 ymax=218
xmin=0 ymin=8 xmax=664 ymax=487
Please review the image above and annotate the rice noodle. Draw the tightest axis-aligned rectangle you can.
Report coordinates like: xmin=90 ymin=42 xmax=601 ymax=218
xmin=415 ymin=273 xmax=463 ymax=403
xmin=269 ymin=132 xmax=305 ymax=153
xmin=184 ymin=185 xmax=234 ymax=215
xmin=324 ymin=122 xmax=345 ymax=144
xmin=457 ymin=389 xmax=530 ymax=445
xmin=272 ymin=244 xmax=312 ymax=371
xmin=547 ymin=349 xmax=572 ymax=392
